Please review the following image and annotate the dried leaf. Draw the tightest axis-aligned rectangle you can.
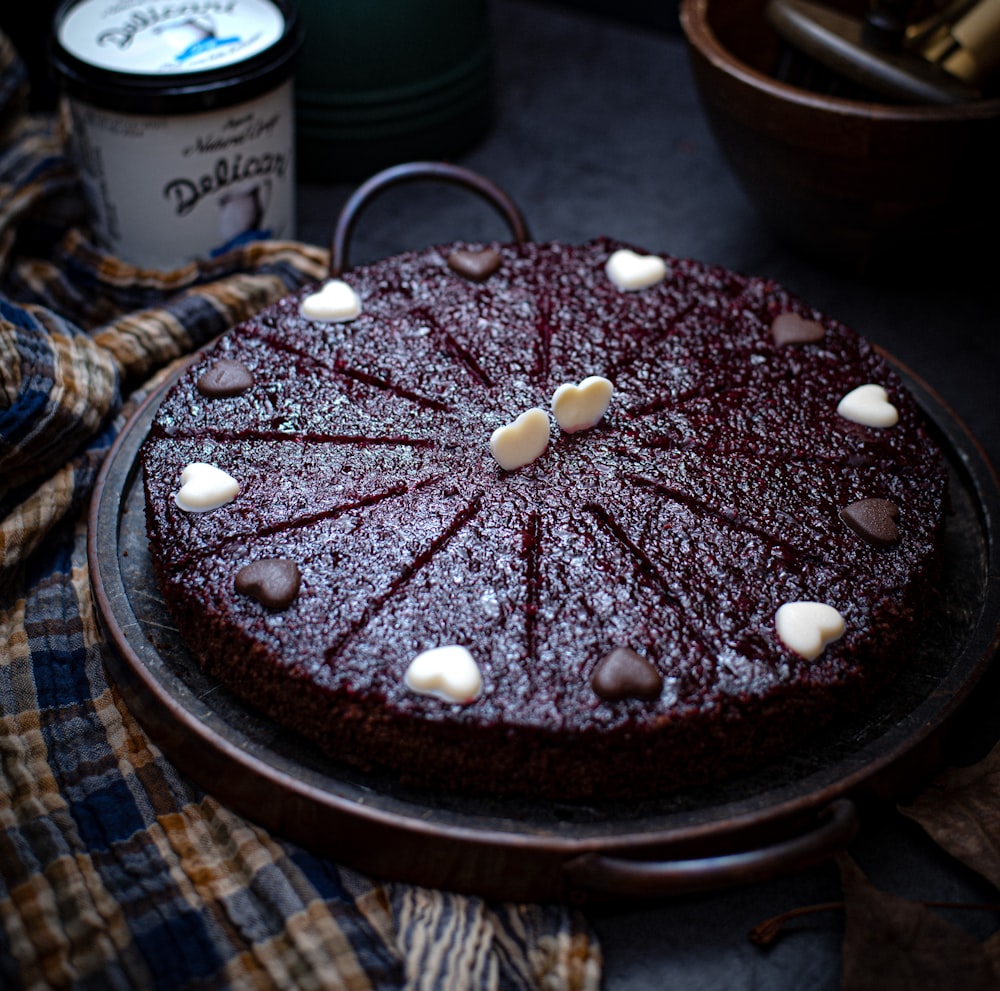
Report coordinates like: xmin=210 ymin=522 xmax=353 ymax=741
xmin=899 ymin=741 xmax=1000 ymax=892
xmin=838 ymin=853 xmax=1000 ymax=991
xmin=748 ymin=901 xmax=843 ymax=947
xmin=987 ymin=929 xmax=1000 ymax=971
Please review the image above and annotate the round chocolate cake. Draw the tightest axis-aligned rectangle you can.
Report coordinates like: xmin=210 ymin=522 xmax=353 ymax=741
xmin=141 ymin=236 xmax=947 ymax=800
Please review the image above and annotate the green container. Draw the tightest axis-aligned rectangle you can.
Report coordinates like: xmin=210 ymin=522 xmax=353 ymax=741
xmin=294 ymin=0 xmax=493 ymax=180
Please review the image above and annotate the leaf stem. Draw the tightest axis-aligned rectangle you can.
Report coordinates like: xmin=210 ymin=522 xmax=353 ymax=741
xmin=749 ymin=900 xmax=1000 ymax=947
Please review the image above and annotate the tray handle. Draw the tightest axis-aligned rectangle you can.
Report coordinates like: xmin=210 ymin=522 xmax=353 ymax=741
xmin=563 ymin=798 xmax=859 ymax=899
xmin=329 ymin=161 xmax=531 ymax=277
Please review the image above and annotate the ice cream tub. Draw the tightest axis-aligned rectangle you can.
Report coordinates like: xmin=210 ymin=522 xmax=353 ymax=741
xmin=51 ymin=0 xmax=303 ymax=269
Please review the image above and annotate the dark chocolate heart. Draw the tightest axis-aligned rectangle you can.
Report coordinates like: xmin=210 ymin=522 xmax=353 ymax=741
xmin=235 ymin=558 xmax=301 ymax=609
xmin=197 ymin=358 xmax=255 ymax=398
xmin=592 ymin=647 xmax=663 ymax=702
xmin=771 ymin=312 xmax=826 ymax=346
xmin=447 ymin=248 xmax=502 ymax=282
xmin=840 ymin=498 xmax=899 ymax=547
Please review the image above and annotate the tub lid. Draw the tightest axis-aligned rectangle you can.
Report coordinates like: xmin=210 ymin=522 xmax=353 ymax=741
xmin=51 ymin=0 xmax=302 ymax=113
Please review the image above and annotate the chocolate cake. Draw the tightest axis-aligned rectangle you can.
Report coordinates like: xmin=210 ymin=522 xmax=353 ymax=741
xmin=141 ymin=237 xmax=947 ymax=800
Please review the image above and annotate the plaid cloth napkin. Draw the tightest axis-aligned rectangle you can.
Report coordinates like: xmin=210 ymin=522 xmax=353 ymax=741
xmin=0 ymin=33 xmax=600 ymax=991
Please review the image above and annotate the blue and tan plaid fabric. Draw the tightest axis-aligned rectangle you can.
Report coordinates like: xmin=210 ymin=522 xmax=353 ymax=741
xmin=0 ymin=33 xmax=600 ymax=991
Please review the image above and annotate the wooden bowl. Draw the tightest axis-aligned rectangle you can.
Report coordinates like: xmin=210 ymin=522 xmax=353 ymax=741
xmin=679 ymin=0 xmax=1000 ymax=273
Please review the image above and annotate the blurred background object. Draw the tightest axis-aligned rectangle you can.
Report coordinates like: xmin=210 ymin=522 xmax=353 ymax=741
xmin=680 ymin=0 xmax=1000 ymax=273
xmin=910 ymin=0 xmax=1000 ymax=90
xmin=48 ymin=0 xmax=303 ymax=268
xmin=293 ymin=0 xmax=494 ymax=180
xmin=765 ymin=0 xmax=984 ymax=102
xmin=764 ymin=0 xmax=1000 ymax=102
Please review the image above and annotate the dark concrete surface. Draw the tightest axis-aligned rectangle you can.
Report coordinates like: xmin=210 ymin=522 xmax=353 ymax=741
xmin=297 ymin=3 xmax=999 ymax=986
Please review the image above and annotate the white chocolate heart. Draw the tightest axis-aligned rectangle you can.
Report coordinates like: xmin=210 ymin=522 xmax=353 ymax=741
xmin=605 ymin=249 xmax=667 ymax=291
xmin=836 ymin=384 xmax=898 ymax=428
xmin=775 ymin=602 xmax=846 ymax=661
xmin=300 ymin=279 xmax=362 ymax=322
xmin=174 ymin=463 xmax=239 ymax=513
xmin=552 ymin=375 xmax=613 ymax=433
xmin=489 ymin=407 xmax=550 ymax=471
xmin=405 ymin=645 xmax=482 ymax=704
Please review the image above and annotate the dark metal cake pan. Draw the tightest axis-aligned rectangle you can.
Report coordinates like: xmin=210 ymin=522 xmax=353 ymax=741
xmin=88 ymin=338 xmax=1000 ymax=904
xmin=89 ymin=159 xmax=1000 ymax=903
